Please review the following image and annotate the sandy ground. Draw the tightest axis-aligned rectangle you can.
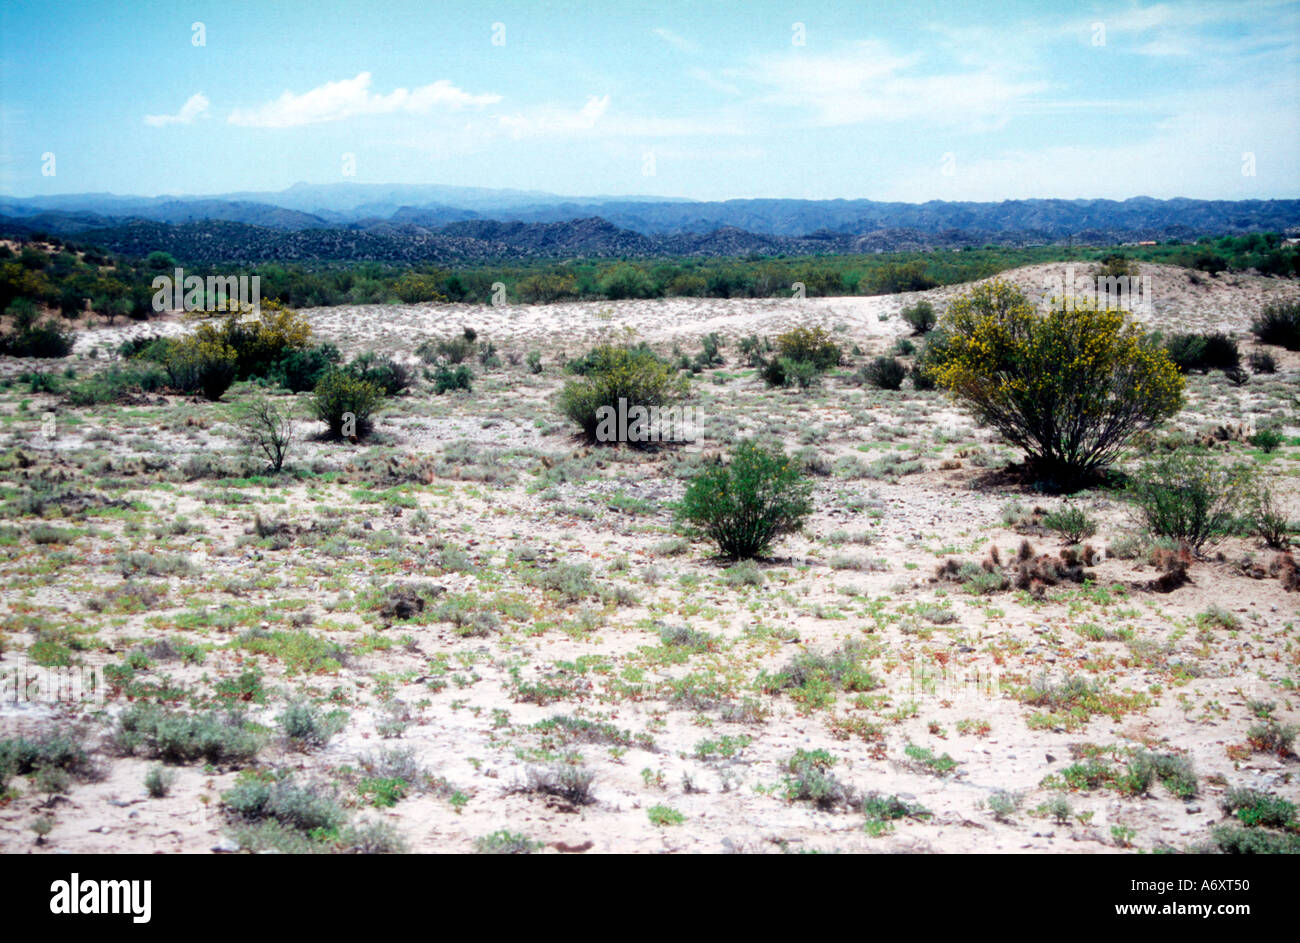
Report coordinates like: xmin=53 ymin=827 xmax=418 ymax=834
xmin=1 ymin=261 xmax=1298 ymax=854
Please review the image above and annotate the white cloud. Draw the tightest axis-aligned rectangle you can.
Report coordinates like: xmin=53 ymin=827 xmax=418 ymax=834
xmin=747 ymin=41 xmax=1047 ymax=129
xmin=497 ymin=95 xmax=611 ymax=138
xmin=652 ymin=28 xmax=698 ymax=53
xmin=877 ymin=89 xmax=1300 ymax=201
xmin=227 ymin=72 xmax=500 ymax=128
xmin=686 ymin=68 xmax=742 ymax=96
xmin=143 ymin=93 xmax=209 ymax=127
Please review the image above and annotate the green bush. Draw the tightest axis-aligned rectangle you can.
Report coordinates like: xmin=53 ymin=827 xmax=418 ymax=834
xmin=223 ymin=774 xmax=348 ymax=833
xmin=1221 ymin=788 xmax=1296 ymax=828
xmin=1163 ymin=333 xmax=1208 ymax=372
xmin=276 ymin=701 xmax=347 ymax=750
xmin=677 ymin=440 xmax=813 ymax=559
xmin=861 ymin=356 xmax=906 ymax=390
xmin=929 ymin=281 xmax=1184 ymax=489
xmin=1249 ymin=428 xmax=1284 ymax=453
xmin=270 ymin=342 xmax=340 ymax=392
xmin=598 ymin=263 xmax=657 ymax=300
xmin=311 ymin=369 xmax=383 ymax=439
xmin=773 ymin=326 xmax=841 ymax=370
xmin=1127 ymin=451 xmax=1252 ymax=552
xmin=1165 ymin=332 xmax=1240 ymax=373
xmin=416 ymin=335 xmax=475 ymax=364
xmin=901 ymin=300 xmax=936 ymax=335
xmin=517 ymin=272 xmax=577 ymax=304
xmin=1 ymin=301 xmax=74 ymax=357
xmin=113 ymin=704 xmax=264 ymax=766
xmin=475 ymin=830 xmax=544 ymax=854
xmin=1251 ymin=301 xmax=1300 ymax=350
xmin=558 ymin=343 xmax=689 ymax=441
xmin=1248 ymin=350 xmax=1277 ymax=374
xmin=65 ymin=365 xmax=167 ymax=406
xmin=347 ymin=351 xmax=412 ymax=396
xmin=1042 ymin=503 xmax=1097 ymax=543
xmin=432 ymin=363 xmax=473 ymax=394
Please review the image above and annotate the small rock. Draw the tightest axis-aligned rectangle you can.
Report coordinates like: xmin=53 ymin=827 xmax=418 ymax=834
xmin=212 ymin=837 xmax=240 ymax=853
xmin=1185 ymin=805 xmax=1201 ymax=814
xmin=1045 ymin=753 xmax=1057 ymax=763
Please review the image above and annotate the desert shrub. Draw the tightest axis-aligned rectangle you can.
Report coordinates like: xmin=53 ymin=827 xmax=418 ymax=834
xmin=236 ymin=394 xmax=294 ymax=472
xmin=1211 ymin=825 xmax=1300 ymax=854
xmin=677 ymin=440 xmax=813 ymax=559
xmin=144 ymin=765 xmax=176 ymax=798
xmin=929 ymin=281 xmax=1184 ymax=488
xmin=557 ymin=343 xmax=689 ymax=441
xmin=1249 ymin=428 xmax=1284 ymax=453
xmin=517 ymin=272 xmax=577 ymax=304
xmin=276 ymin=701 xmax=348 ymax=750
xmin=1096 ymin=254 xmax=1139 ymax=278
xmin=1042 ymin=503 xmax=1097 ymax=543
xmin=524 ymin=760 xmax=595 ymax=804
xmin=1165 ymin=331 xmax=1241 ymax=373
xmin=1127 ymin=451 xmax=1253 ymax=552
xmin=432 ymin=363 xmax=473 ymax=394
xmin=1200 ymin=332 xmax=1241 ymax=370
xmin=738 ymin=334 xmax=770 ymax=366
xmin=346 ymin=351 xmax=411 ymax=396
xmin=867 ymin=260 xmax=937 ymax=294
xmin=987 ymin=789 xmax=1022 ymax=821
xmin=477 ymin=339 xmax=500 ymax=368
xmin=1221 ymin=788 xmax=1296 ymax=828
xmin=901 ymin=300 xmax=936 ymax=335
xmin=223 ymin=774 xmax=348 ymax=833
xmin=1163 ymin=333 xmax=1208 ymax=372
xmin=1251 ymin=300 xmax=1300 ymax=350
xmin=311 ymin=369 xmax=383 ymax=439
xmin=1248 ymin=350 xmax=1277 ymax=374
xmin=783 ymin=749 xmax=855 ymax=810
xmin=269 ymin=342 xmax=340 ymax=392
xmin=861 ymin=356 xmax=906 ymax=390
xmin=1247 ymin=478 xmax=1292 ymax=549
xmin=416 ymin=335 xmax=475 ymax=364
xmin=770 ymin=356 xmax=820 ymax=390
xmin=765 ymin=640 xmax=879 ymax=702
xmin=194 ymin=301 xmax=313 ymax=380
xmin=525 ymin=350 xmax=543 ymax=374
xmin=598 ymin=263 xmax=657 ymax=300
xmin=773 ymin=326 xmax=841 ymax=370
xmin=392 ymin=272 xmax=447 ymax=304
xmin=64 ymin=364 xmax=167 ymax=406
xmin=162 ymin=336 xmax=238 ymax=400
xmin=475 ymin=830 xmax=544 ymax=854
xmin=0 ymin=313 xmax=73 ymax=358
xmin=0 ymin=730 xmax=94 ymax=779
xmin=113 ymin=703 xmax=264 ymax=766
xmin=1247 ymin=719 xmax=1298 ymax=755
xmin=1126 ymin=750 xmax=1197 ymax=799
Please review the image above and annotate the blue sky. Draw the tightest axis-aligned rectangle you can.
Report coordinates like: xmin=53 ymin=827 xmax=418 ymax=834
xmin=2 ymin=0 xmax=1297 ymax=201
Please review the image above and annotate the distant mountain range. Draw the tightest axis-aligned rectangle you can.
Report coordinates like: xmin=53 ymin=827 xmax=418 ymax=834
xmin=2 ymin=184 xmax=1298 ymax=263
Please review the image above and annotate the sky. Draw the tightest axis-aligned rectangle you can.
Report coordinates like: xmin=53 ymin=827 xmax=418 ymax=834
xmin=1 ymin=0 xmax=1298 ymax=202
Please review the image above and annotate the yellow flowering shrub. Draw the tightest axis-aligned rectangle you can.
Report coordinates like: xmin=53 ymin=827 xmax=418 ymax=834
xmin=193 ymin=299 xmax=313 ymax=379
xmin=928 ymin=280 xmax=1184 ymax=487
